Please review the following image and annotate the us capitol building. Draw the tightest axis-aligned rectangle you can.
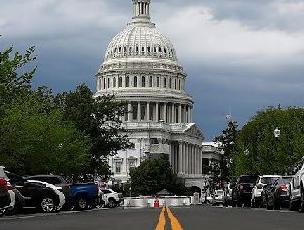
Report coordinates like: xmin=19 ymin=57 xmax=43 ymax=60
xmin=95 ymin=0 xmax=207 ymax=190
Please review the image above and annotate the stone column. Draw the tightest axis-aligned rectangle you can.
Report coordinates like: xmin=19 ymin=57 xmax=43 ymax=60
xmin=178 ymin=104 xmax=182 ymax=123
xmin=171 ymin=104 xmax=175 ymax=123
xmin=147 ymin=102 xmax=150 ymax=121
xmin=193 ymin=146 xmax=196 ymax=175
xmin=185 ymin=143 xmax=188 ymax=174
xmin=189 ymin=107 xmax=192 ymax=123
xmin=155 ymin=102 xmax=159 ymax=122
xmin=198 ymin=147 xmax=202 ymax=175
xmin=178 ymin=142 xmax=183 ymax=174
xmin=127 ymin=103 xmax=132 ymax=122
xmin=137 ymin=102 xmax=141 ymax=122
xmin=163 ymin=103 xmax=167 ymax=123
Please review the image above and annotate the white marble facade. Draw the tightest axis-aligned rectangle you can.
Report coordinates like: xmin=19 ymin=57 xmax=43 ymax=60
xmin=95 ymin=0 xmax=205 ymax=189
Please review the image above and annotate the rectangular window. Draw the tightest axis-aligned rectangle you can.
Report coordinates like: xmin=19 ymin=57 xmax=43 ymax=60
xmin=157 ymin=77 xmax=160 ymax=87
xmin=115 ymin=162 xmax=122 ymax=174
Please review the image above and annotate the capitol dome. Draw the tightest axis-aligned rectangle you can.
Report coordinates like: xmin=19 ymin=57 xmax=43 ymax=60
xmin=104 ymin=23 xmax=178 ymax=63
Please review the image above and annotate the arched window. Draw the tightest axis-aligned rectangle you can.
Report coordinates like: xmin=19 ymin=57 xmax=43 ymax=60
xmin=169 ymin=78 xmax=172 ymax=89
xmin=113 ymin=77 xmax=116 ymax=88
xmin=134 ymin=76 xmax=138 ymax=87
xmin=142 ymin=76 xmax=146 ymax=87
xmin=149 ymin=76 xmax=153 ymax=87
xmin=118 ymin=77 xmax=122 ymax=88
xmin=178 ymin=79 xmax=181 ymax=90
xmin=103 ymin=77 xmax=106 ymax=89
xmin=159 ymin=47 xmax=162 ymax=53
xmin=107 ymin=78 xmax=110 ymax=88
xmin=174 ymin=79 xmax=177 ymax=89
xmin=126 ymin=76 xmax=130 ymax=87
xmin=157 ymin=77 xmax=160 ymax=87
xmin=164 ymin=77 xmax=167 ymax=88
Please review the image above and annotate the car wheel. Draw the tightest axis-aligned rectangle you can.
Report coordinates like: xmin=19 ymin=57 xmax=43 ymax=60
xmin=273 ymin=198 xmax=280 ymax=210
xmin=0 ymin=209 xmax=5 ymax=217
xmin=108 ymin=199 xmax=117 ymax=208
xmin=40 ymin=197 xmax=56 ymax=213
xmin=76 ymin=197 xmax=88 ymax=210
xmin=299 ymin=188 xmax=304 ymax=213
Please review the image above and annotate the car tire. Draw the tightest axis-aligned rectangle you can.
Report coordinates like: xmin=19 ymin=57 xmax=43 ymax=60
xmin=0 ymin=209 xmax=5 ymax=217
xmin=273 ymin=199 xmax=280 ymax=210
xmin=299 ymin=187 xmax=304 ymax=213
xmin=76 ymin=197 xmax=88 ymax=211
xmin=40 ymin=197 xmax=56 ymax=213
xmin=108 ymin=199 xmax=117 ymax=208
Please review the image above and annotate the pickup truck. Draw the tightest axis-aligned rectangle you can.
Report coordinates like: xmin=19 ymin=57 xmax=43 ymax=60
xmin=289 ymin=158 xmax=304 ymax=212
xmin=26 ymin=175 xmax=99 ymax=210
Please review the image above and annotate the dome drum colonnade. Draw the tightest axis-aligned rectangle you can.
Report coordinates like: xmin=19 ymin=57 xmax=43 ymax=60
xmin=96 ymin=0 xmax=204 ymax=185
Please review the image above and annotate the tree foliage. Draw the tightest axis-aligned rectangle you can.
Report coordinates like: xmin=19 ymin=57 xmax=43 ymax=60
xmin=130 ymin=154 xmax=186 ymax=196
xmin=56 ymin=85 xmax=134 ymax=176
xmin=0 ymin=41 xmax=36 ymax=116
xmin=214 ymin=120 xmax=238 ymax=180
xmin=0 ymin=37 xmax=132 ymax=177
xmin=0 ymin=93 xmax=90 ymax=175
xmin=233 ymin=107 xmax=304 ymax=176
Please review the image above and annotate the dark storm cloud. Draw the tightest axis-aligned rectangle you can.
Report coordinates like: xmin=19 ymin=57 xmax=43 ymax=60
xmin=1 ymin=0 xmax=303 ymax=139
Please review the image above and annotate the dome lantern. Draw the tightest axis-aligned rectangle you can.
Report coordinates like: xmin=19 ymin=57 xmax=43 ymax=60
xmin=132 ymin=0 xmax=151 ymax=23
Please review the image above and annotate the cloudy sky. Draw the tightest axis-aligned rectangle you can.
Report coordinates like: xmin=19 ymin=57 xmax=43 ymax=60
xmin=1 ymin=0 xmax=303 ymax=140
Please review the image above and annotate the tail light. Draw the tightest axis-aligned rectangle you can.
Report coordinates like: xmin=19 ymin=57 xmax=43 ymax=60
xmin=279 ymin=185 xmax=288 ymax=192
xmin=0 ymin=178 xmax=7 ymax=187
xmin=0 ymin=178 xmax=13 ymax=191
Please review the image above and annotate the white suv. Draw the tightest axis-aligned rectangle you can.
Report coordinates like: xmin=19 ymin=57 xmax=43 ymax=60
xmin=101 ymin=189 xmax=123 ymax=208
xmin=251 ymin=175 xmax=281 ymax=208
xmin=289 ymin=159 xmax=304 ymax=212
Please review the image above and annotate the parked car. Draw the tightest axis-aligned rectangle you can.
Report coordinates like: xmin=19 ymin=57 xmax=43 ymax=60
xmin=26 ymin=175 xmax=99 ymax=210
xmin=262 ymin=176 xmax=292 ymax=210
xmin=223 ymin=183 xmax=235 ymax=207
xmin=101 ymin=189 xmax=123 ymax=208
xmin=0 ymin=177 xmax=13 ymax=217
xmin=212 ymin=189 xmax=225 ymax=206
xmin=251 ymin=175 xmax=281 ymax=208
xmin=289 ymin=159 xmax=304 ymax=212
xmin=232 ymin=175 xmax=259 ymax=207
xmin=0 ymin=168 xmax=65 ymax=213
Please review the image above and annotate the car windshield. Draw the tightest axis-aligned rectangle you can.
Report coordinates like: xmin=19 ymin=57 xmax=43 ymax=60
xmin=216 ymin=190 xmax=224 ymax=195
xmin=261 ymin=177 xmax=280 ymax=185
xmin=282 ymin=177 xmax=292 ymax=184
xmin=239 ymin=176 xmax=258 ymax=183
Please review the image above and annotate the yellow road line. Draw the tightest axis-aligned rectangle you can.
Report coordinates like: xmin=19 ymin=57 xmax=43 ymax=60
xmin=166 ymin=207 xmax=184 ymax=230
xmin=155 ymin=206 xmax=166 ymax=230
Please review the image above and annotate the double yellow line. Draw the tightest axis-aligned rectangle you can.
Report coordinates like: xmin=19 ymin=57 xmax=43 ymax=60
xmin=155 ymin=206 xmax=183 ymax=230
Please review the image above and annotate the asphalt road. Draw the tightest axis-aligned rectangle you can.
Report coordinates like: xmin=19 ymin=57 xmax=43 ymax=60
xmin=1 ymin=206 xmax=304 ymax=230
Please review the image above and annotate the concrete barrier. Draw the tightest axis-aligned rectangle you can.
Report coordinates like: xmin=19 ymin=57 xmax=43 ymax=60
xmin=123 ymin=196 xmax=191 ymax=208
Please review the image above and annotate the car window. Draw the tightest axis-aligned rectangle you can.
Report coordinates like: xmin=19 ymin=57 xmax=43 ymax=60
xmin=5 ymin=171 xmax=24 ymax=185
xmin=261 ymin=177 xmax=280 ymax=185
xmin=282 ymin=177 xmax=292 ymax=184
xmin=102 ymin=190 xmax=112 ymax=194
xmin=28 ymin=176 xmax=66 ymax=185
xmin=239 ymin=176 xmax=258 ymax=183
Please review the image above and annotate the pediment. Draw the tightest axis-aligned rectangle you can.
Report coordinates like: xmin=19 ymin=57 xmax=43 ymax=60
xmin=185 ymin=124 xmax=204 ymax=140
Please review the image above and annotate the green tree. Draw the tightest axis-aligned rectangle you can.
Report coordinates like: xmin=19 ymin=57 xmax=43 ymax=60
xmin=56 ymin=84 xmax=133 ymax=176
xmin=233 ymin=107 xmax=304 ymax=176
xmin=0 ymin=93 xmax=90 ymax=175
xmin=0 ymin=39 xmax=36 ymax=116
xmin=130 ymin=154 xmax=186 ymax=196
xmin=214 ymin=120 xmax=238 ymax=180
